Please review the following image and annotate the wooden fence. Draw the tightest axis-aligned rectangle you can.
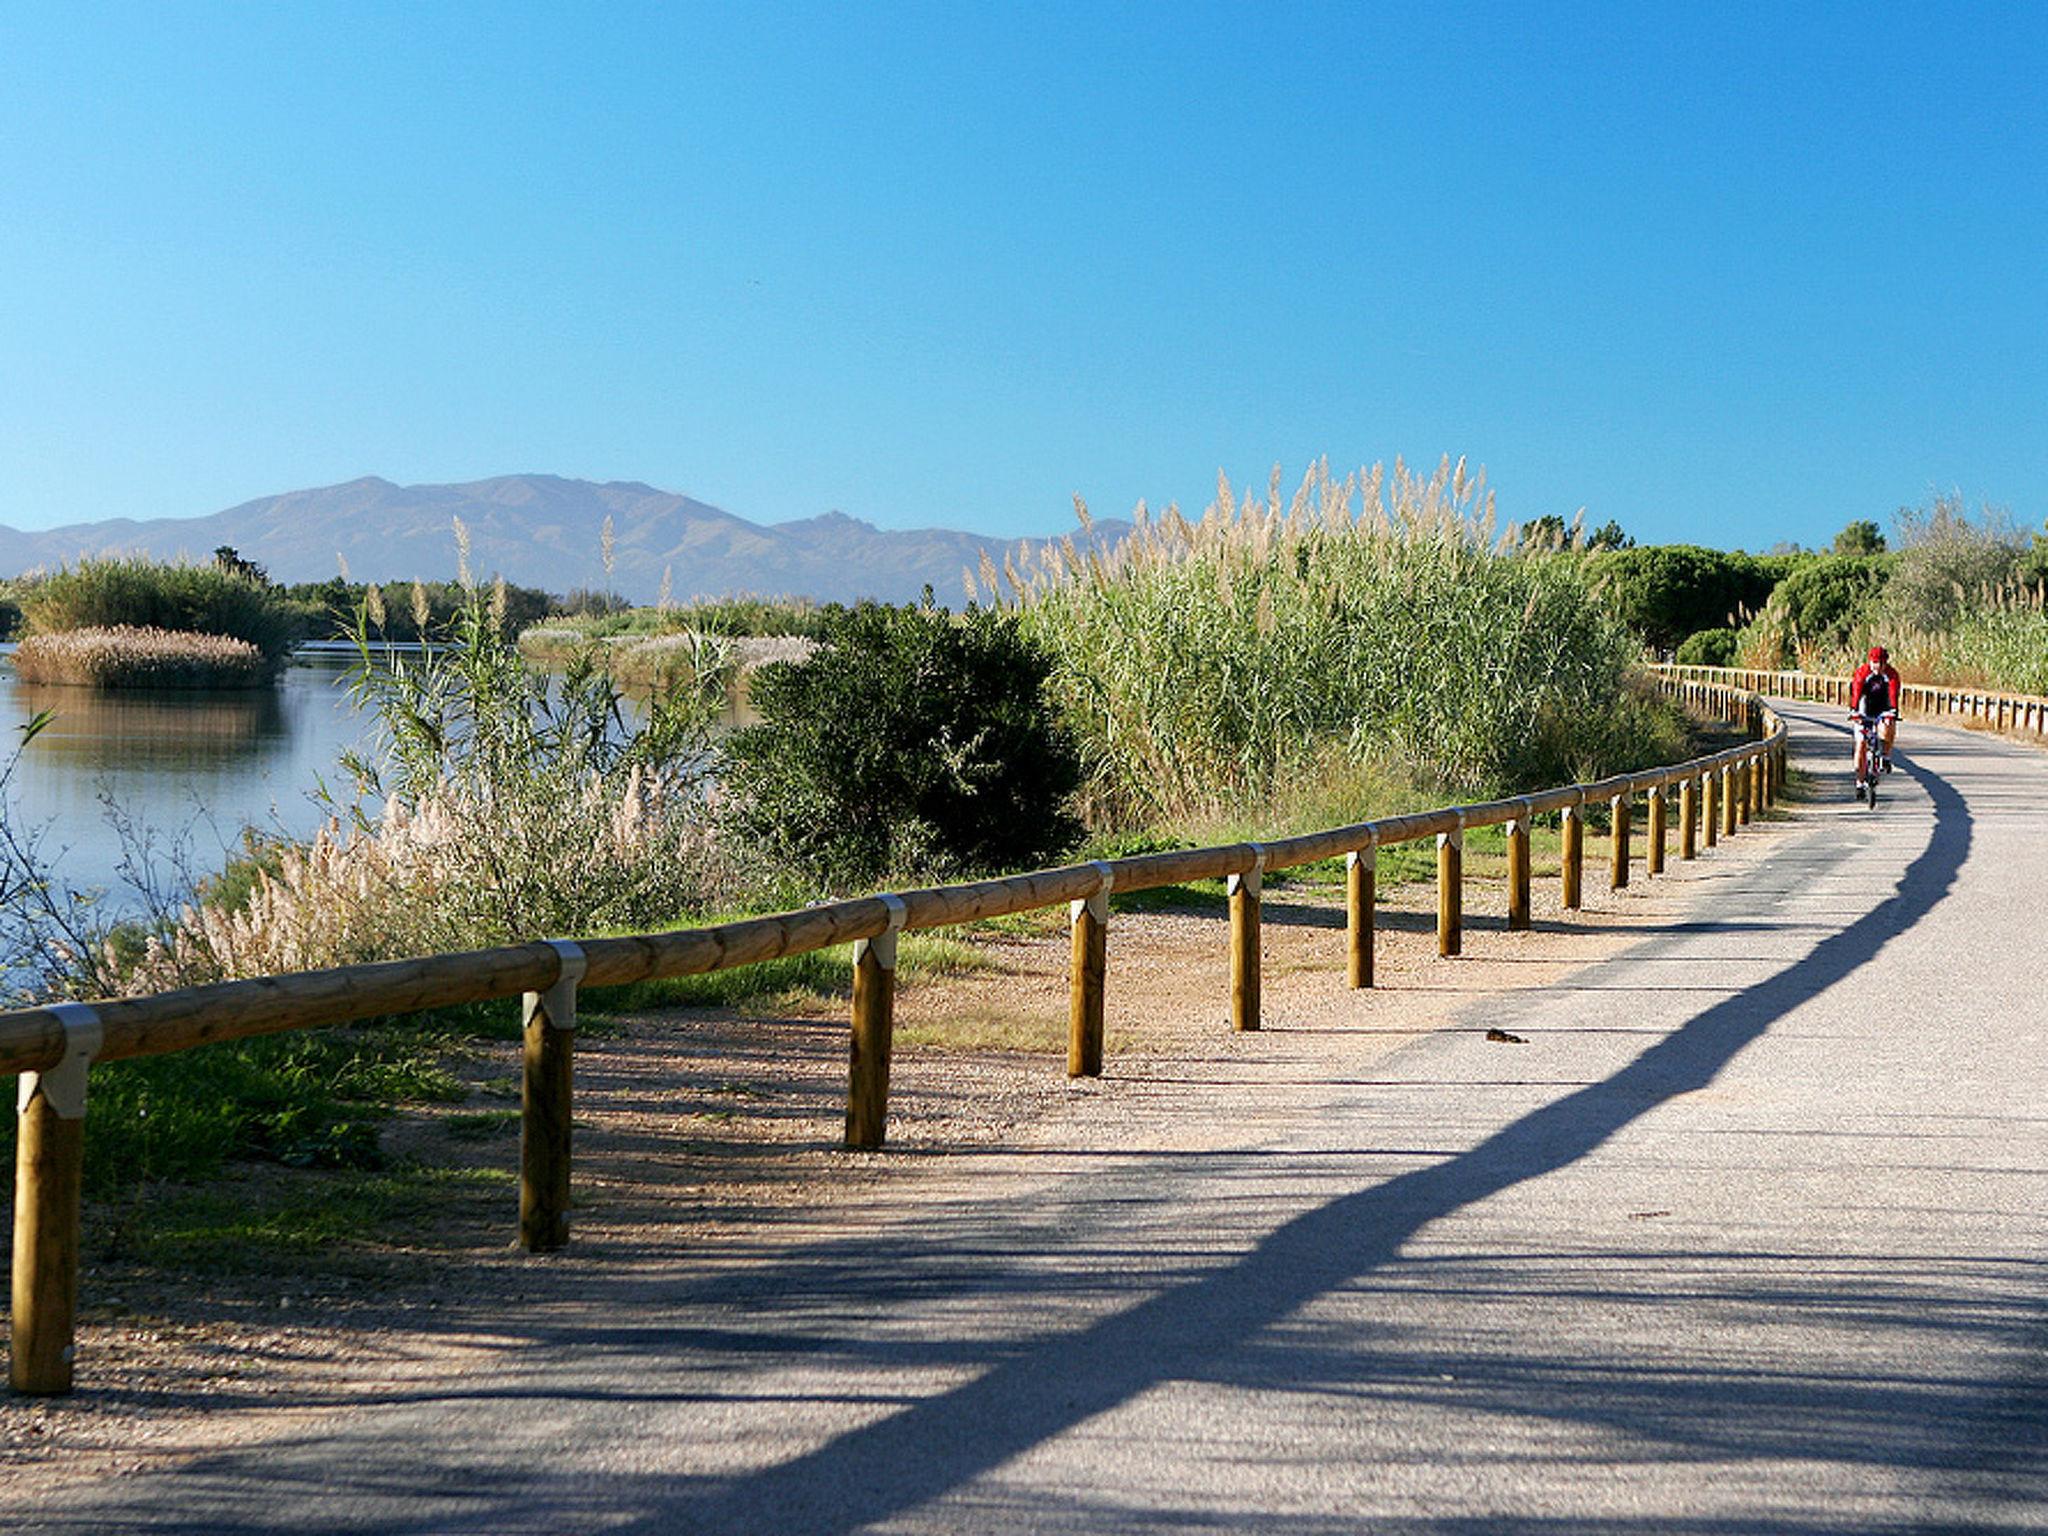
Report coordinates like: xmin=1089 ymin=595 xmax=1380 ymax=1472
xmin=2 ymin=676 xmax=1787 ymax=1395
xmin=1659 ymin=663 xmax=2048 ymax=741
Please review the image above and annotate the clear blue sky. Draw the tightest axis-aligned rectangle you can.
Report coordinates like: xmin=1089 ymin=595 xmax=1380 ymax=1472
xmin=3 ymin=1 xmax=2043 ymax=549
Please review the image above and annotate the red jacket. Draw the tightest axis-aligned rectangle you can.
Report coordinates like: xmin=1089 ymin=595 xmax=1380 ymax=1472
xmin=1851 ymin=661 xmax=1900 ymax=715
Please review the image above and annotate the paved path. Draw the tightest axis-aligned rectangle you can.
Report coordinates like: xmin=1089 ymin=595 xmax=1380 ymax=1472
xmin=22 ymin=702 xmax=2048 ymax=1533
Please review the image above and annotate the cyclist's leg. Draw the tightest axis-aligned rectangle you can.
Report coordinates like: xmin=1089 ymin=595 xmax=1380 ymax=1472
xmin=1882 ymin=713 xmax=1897 ymax=768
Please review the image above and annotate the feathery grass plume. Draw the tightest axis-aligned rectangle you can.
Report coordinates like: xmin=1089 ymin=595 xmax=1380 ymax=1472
xmin=410 ymin=581 xmax=430 ymax=633
xmin=601 ymin=514 xmax=618 ymax=589
xmin=365 ymin=583 xmax=386 ymax=629
xmin=1011 ymin=458 xmax=1671 ymax=821
xmin=453 ymin=516 xmax=473 ymax=590
xmin=658 ymin=564 xmax=674 ymax=613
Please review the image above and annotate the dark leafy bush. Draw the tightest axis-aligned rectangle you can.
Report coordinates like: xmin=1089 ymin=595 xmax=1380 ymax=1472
xmin=1736 ymin=555 xmax=1891 ymax=665
xmin=1675 ymin=627 xmax=1739 ymax=666
xmin=1584 ymin=545 xmax=1780 ymax=652
xmin=722 ymin=603 xmax=1084 ymax=891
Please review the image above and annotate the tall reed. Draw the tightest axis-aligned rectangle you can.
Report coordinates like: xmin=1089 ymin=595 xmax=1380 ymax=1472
xmin=981 ymin=458 xmax=1674 ymax=821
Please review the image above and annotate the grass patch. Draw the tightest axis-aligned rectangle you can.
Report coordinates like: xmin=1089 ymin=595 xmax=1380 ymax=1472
xmin=100 ymin=1165 xmax=515 ymax=1274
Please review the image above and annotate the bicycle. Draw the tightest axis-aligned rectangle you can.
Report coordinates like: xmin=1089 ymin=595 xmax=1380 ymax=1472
xmin=1851 ymin=711 xmax=1893 ymax=805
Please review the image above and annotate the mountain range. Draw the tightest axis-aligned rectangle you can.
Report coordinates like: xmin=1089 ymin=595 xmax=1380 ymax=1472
xmin=0 ymin=475 xmax=1126 ymax=605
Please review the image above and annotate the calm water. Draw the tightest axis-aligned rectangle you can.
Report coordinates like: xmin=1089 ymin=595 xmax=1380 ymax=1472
xmin=0 ymin=648 xmax=376 ymax=906
xmin=0 ymin=645 xmax=750 ymax=911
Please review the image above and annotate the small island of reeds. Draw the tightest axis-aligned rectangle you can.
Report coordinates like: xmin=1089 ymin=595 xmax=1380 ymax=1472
xmin=6 ymin=554 xmax=306 ymax=688
xmin=11 ymin=624 xmax=271 ymax=688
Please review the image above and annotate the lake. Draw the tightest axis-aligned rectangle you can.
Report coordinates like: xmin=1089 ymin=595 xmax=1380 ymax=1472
xmin=0 ymin=643 xmax=757 ymax=913
xmin=0 ymin=647 xmax=376 ymax=908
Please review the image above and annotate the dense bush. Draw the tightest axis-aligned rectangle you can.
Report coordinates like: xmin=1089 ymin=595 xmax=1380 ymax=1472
xmin=1675 ymin=627 xmax=1740 ymax=667
xmin=993 ymin=459 xmax=1680 ymax=818
xmin=721 ymin=602 xmax=1084 ymax=891
xmin=1736 ymin=555 xmax=1891 ymax=666
xmin=18 ymin=556 xmax=309 ymax=667
xmin=1584 ymin=544 xmax=1780 ymax=652
xmin=0 ymin=589 xmax=21 ymax=641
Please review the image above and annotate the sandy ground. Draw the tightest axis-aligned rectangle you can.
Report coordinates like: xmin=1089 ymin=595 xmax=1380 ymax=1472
xmin=0 ymin=804 xmax=1798 ymax=1494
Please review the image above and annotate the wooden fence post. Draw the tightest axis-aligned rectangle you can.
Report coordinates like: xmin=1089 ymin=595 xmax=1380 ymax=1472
xmin=1346 ymin=843 xmax=1376 ymax=987
xmin=1737 ymin=760 xmax=1754 ymax=825
xmin=846 ymin=895 xmax=906 ymax=1149
xmin=1437 ymin=824 xmax=1463 ymax=957
xmin=520 ymin=941 xmax=585 ymax=1253
xmin=1680 ymin=776 xmax=1698 ymax=860
xmin=1722 ymin=765 xmax=1739 ymax=837
xmin=10 ymin=1003 xmax=100 ymax=1396
xmin=1648 ymin=784 xmax=1667 ymax=875
xmin=1609 ymin=793 xmax=1631 ymax=890
xmin=1561 ymin=804 xmax=1584 ymax=910
xmin=1506 ymin=806 xmax=1532 ymax=931
xmin=1703 ymin=769 xmax=1719 ymax=848
xmin=1068 ymin=863 xmax=1111 ymax=1078
xmin=1229 ymin=846 xmax=1264 ymax=1032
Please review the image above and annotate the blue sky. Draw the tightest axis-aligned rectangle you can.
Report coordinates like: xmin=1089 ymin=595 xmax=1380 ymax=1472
xmin=2 ymin=2 xmax=2043 ymax=550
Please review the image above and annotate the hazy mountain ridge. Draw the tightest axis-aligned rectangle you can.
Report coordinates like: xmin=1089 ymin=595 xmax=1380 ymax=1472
xmin=0 ymin=475 xmax=1126 ymax=604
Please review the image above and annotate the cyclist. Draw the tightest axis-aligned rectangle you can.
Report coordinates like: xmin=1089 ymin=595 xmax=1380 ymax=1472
xmin=1850 ymin=644 xmax=1900 ymax=799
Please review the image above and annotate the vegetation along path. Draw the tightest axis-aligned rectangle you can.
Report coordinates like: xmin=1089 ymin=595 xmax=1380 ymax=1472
xmin=13 ymin=699 xmax=2048 ymax=1533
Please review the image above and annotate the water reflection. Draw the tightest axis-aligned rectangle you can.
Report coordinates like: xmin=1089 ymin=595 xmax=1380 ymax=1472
xmin=1 ymin=651 xmax=370 ymax=902
xmin=14 ymin=678 xmax=290 ymax=767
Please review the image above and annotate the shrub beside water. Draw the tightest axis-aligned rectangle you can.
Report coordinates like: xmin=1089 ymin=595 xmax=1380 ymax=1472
xmin=11 ymin=625 xmax=270 ymax=688
xmin=721 ymin=602 xmax=1084 ymax=892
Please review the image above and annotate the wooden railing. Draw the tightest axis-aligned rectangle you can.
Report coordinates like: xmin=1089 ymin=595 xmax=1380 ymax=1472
xmin=2 ymin=677 xmax=1786 ymax=1395
xmin=1657 ymin=663 xmax=2048 ymax=740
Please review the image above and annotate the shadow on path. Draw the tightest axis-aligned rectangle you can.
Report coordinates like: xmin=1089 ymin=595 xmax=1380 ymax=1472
xmin=613 ymin=731 xmax=1981 ymax=1531
xmin=69 ymin=732 xmax=2039 ymax=1536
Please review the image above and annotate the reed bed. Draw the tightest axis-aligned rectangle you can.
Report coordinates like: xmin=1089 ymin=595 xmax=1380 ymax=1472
xmin=1739 ymin=580 xmax=2048 ymax=694
xmin=14 ymin=555 xmax=306 ymax=666
xmin=518 ymin=628 xmax=813 ymax=692
xmin=978 ymin=458 xmax=1680 ymax=821
xmin=10 ymin=625 xmax=271 ymax=689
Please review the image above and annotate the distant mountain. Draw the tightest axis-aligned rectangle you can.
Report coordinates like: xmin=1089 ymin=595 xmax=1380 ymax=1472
xmin=0 ymin=475 xmax=1128 ymax=605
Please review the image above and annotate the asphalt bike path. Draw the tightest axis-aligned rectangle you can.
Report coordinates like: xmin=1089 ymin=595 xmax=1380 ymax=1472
xmin=21 ymin=700 xmax=2048 ymax=1533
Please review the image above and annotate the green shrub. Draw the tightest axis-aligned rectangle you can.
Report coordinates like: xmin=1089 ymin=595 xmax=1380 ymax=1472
xmin=1736 ymin=555 xmax=1891 ymax=666
xmin=18 ymin=556 xmax=309 ymax=667
xmin=721 ymin=602 xmax=1084 ymax=891
xmin=0 ymin=589 xmax=21 ymax=641
xmin=1584 ymin=545 xmax=1779 ymax=651
xmin=1675 ymin=627 xmax=1740 ymax=667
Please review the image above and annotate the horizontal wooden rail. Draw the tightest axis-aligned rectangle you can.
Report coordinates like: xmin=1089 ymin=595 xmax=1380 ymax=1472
xmin=5 ymin=674 xmax=1785 ymax=1394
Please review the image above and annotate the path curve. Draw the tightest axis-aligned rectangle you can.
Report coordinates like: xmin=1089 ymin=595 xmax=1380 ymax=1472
xmin=19 ymin=700 xmax=2048 ymax=1534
